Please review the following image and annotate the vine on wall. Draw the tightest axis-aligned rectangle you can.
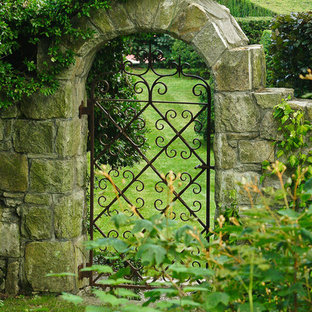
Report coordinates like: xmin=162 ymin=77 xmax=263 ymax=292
xmin=0 ymin=0 xmax=128 ymax=108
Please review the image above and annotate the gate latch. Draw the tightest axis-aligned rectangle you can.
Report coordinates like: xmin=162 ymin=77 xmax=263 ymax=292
xmin=78 ymin=262 xmax=92 ymax=280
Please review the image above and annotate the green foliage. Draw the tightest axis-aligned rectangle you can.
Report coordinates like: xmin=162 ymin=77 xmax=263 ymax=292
xmin=236 ymin=17 xmax=272 ymax=44
xmin=64 ymin=100 xmax=312 ymax=311
xmin=216 ymin=0 xmax=273 ymax=17
xmin=259 ymin=29 xmax=274 ymax=86
xmin=0 ymin=0 xmax=119 ymax=108
xmin=264 ymin=99 xmax=312 ymax=210
xmin=270 ymin=12 xmax=312 ymax=97
xmin=87 ymin=37 xmax=149 ymax=167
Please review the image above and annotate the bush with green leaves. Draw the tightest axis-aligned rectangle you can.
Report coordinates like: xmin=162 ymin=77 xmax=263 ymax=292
xmin=62 ymin=99 xmax=312 ymax=311
xmin=236 ymin=17 xmax=272 ymax=44
xmin=0 ymin=0 xmax=127 ymax=108
xmin=270 ymin=12 xmax=312 ymax=97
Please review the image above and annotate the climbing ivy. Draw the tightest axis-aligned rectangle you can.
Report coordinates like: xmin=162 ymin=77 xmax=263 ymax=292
xmin=0 ymin=0 xmax=129 ymax=108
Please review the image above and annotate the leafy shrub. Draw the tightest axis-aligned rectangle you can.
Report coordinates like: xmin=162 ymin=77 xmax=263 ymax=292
xmin=216 ymin=0 xmax=273 ymax=17
xmin=270 ymin=12 xmax=312 ymax=97
xmin=236 ymin=17 xmax=272 ymax=44
xmin=0 ymin=0 xmax=122 ymax=108
xmin=64 ymin=101 xmax=312 ymax=311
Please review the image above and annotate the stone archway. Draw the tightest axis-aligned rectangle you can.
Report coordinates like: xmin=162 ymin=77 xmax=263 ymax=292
xmin=0 ymin=0 xmax=295 ymax=294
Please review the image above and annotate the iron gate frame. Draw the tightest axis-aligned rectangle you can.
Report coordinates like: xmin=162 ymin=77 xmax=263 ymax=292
xmin=79 ymin=44 xmax=213 ymax=288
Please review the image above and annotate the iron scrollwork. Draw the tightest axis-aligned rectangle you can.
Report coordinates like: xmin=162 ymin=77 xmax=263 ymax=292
xmin=88 ymin=43 xmax=213 ymax=288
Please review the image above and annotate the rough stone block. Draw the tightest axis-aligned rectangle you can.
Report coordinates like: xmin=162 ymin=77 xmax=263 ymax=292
xmin=0 ymin=260 xmax=6 ymax=292
xmin=76 ymin=155 xmax=87 ymax=187
xmin=254 ymin=88 xmax=294 ymax=109
xmin=0 ymin=140 xmax=12 ymax=151
xmin=55 ymin=119 xmax=81 ymax=157
xmin=13 ymin=120 xmax=54 ymax=154
xmin=20 ymin=82 xmax=73 ymax=119
xmin=25 ymin=241 xmax=76 ymax=292
xmin=25 ymin=193 xmax=52 ymax=206
xmin=214 ymin=133 xmax=237 ymax=169
xmin=105 ymin=2 xmax=136 ymax=34
xmin=0 ymin=222 xmax=20 ymax=257
xmin=215 ymin=92 xmax=260 ymax=133
xmin=29 ymin=159 xmax=74 ymax=193
xmin=54 ymin=191 xmax=84 ymax=239
xmin=169 ymin=2 xmax=209 ymax=42
xmin=0 ymin=152 xmax=28 ymax=192
xmin=213 ymin=47 xmax=250 ymax=91
xmin=192 ymin=22 xmax=228 ymax=67
xmin=23 ymin=207 xmax=52 ymax=240
xmin=123 ymin=0 xmax=160 ymax=31
xmin=0 ymin=119 xmax=12 ymax=141
xmin=154 ymin=0 xmax=178 ymax=31
xmin=239 ymin=140 xmax=274 ymax=163
xmin=250 ymin=45 xmax=266 ymax=89
xmin=5 ymin=261 xmax=19 ymax=295
xmin=215 ymin=169 xmax=260 ymax=217
xmin=67 ymin=15 xmax=109 ymax=57
xmin=74 ymin=235 xmax=89 ymax=289
xmin=0 ymin=105 xmax=19 ymax=119
xmin=0 ymin=205 xmax=19 ymax=223
xmin=213 ymin=45 xmax=266 ymax=92
xmin=260 ymin=110 xmax=283 ymax=141
xmin=288 ymin=99 xmax=312 ymax=121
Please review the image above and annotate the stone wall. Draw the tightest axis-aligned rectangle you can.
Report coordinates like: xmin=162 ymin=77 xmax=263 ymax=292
xmin=0 ymin=0 xmax=311 ymax=294
xmin=0 ymin=79 xmax=89 ymax=294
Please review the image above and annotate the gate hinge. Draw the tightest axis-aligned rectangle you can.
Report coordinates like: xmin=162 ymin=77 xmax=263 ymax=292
xmin=78 ymin=262 xmax=92 ymax=280
xmin=79 ymin=100 xmax=92 ymax=118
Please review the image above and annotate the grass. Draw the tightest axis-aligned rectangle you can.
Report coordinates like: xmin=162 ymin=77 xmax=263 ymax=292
xmin=92 ymin=67 xmax=215 ymax=242
xmin=250 ymin=0 xmax=312 ymax=15
xmin=216 ymin=0 xmax=311 ymax=17
xmin=0 ymin=295 xmax=85 ymax=312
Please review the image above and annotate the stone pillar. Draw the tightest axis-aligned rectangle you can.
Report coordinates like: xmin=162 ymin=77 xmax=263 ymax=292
xmin=211 ymin=45 xmax=298 ymax=216
xmin=0 ymin=77 xmax=88 ymax=294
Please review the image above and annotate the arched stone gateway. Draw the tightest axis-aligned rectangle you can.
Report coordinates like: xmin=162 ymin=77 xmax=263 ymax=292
xmin=0 ymin=0 xmax=308 ymax=294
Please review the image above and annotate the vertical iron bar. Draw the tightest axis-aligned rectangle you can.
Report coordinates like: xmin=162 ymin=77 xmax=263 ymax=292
xmin=206 ymin=94 xmax=212 ymax=241
xmin=89 ymin=97 xmax=95 ymax=286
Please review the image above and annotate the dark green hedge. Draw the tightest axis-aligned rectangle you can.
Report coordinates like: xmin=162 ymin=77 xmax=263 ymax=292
xmin=270 ymin=12 xmax=312 ymax=97
xmin=237 ymin=17 xmax=272 ymax=44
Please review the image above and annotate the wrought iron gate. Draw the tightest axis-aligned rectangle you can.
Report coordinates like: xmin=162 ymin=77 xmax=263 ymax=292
xmin=79 ymin=44 xmax=213 ymax=288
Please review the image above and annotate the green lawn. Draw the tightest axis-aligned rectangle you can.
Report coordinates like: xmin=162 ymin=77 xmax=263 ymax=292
xmin=250 ymin=0 xmax=311 ymax=14
xmin=0 ymin=295 xmax=84 ymax=312
xmin=92 ymin=68 xmax=215 ymax=241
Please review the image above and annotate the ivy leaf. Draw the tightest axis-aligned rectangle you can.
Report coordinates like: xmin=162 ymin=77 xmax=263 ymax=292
xmin=289 ymin=155 xmax=297 ymax=167
xmin=278 ymin=209 xmax=300 ymax=219
xmin=136 ymin=244 xmax=166 ymax=265
xmin=300 ymin=228 xmax=312 ymax=243
xmin=204 ymin=292 xmax=229 ymax=309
